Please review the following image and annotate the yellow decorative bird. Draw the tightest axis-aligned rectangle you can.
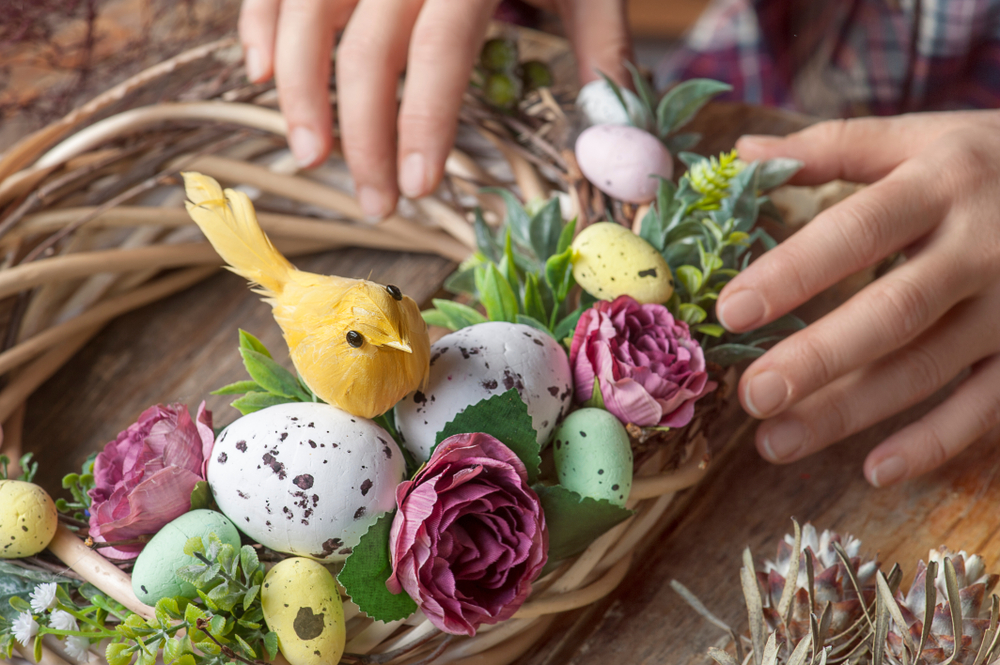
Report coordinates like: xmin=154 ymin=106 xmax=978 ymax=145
xmin=182 ymin=172 xmax=429 ymax=419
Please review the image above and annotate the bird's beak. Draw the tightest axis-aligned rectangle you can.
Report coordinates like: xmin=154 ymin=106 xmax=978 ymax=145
xmin=384 ymin=340 xmax=413 ymax=354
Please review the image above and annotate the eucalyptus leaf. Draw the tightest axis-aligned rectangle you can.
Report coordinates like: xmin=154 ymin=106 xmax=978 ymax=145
xmin=757 ymin=157 xmax=804 ymax=190
xmin=705 ymin=343 xmax=766 ymax=366
xmin=712 ymin=162 xmax=761 ymax=232
xmin=338 ymin=513 xmax=418 ymax=622
xmin=657 ymin=79 xmax=732 ymax=136
xmin=665 ymin=132 xmax=702 ymax=154
xmin=678 ymin=151 xmax=708 ymax=168
xmin=624 ymin=61 xmax=658 ymax=123
xmin=238 ymin=329 xmax=272 ymax=359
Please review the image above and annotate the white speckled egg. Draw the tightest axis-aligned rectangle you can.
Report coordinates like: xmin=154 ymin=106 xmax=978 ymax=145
xmin=575 ymin=79 xmax=650 ymax=128
xmin=207 ymin=402 xmax=405 ymax=562
xmin=394 ymin=322 xmax=573 ymax=463
xmin=575 ymin=125 xmax=673 ymax=204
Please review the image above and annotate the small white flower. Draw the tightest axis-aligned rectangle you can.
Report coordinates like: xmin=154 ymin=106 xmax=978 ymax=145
xmin=29 ymin=583 xmax=58 ymax=613
xmin=12 ymin=612 xmax=38 ymax=646
xmin=63 ymin=635 xmax=92 ymax=662
xmin=49 ymin=609 xmax=78 ymax=632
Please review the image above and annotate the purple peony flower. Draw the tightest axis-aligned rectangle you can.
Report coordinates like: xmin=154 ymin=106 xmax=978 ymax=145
xmin=88 ymin=402 xmax=214 ymax=559
xmin=569 ymin=295 xmax=716 ymax=428
xmin=387 ymin=432 xmax=547 ymax=636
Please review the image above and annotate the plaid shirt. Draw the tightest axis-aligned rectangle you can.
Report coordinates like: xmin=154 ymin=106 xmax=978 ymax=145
xmin=659 ymin=0 xmax=1000 ymax=117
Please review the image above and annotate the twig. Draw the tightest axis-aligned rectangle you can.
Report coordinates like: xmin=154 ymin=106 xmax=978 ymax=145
xmin=195 ymin=618 xmax=269 ymax=665
xmin=57 ymin=514 xmax=90 ymax=529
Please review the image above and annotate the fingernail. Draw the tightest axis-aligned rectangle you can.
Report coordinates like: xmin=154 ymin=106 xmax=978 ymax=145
xmin=399 ymin=153 xmax=427 ymax=199
xmin=717 ymin=290 xmax=766 ymax=331
xmin=761 ymin=419 xmax=808 ymax=462
xmin=745 ymin=370 xmax=789 ymax=417
xmin=870 ymin=456 xmax=907 ymax=487
xmin=289 ymin=126 xmax=321 ymax=168
xmin=358 ymin=186 xmax=389 ymax=221
xmin=245 ymin=47 xmax=263 ymax=82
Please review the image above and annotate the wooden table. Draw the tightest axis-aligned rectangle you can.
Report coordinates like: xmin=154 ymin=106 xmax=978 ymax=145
xmin=8 ymin=10 xmax=1000 ymax=665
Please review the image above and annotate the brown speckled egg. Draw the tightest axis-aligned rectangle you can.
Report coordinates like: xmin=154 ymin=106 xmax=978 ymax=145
xmin=207 ymin=402 xmax=404 ymax=562
xmin=0 ymin=480 xmax=58 ymax=559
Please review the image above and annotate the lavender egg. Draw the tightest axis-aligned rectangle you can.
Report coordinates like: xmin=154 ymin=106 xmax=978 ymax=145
xmin=575 ymin=124 xmax=673 ymax=204
xmin=207 ymin=402 xmax=404 ymax=562
xmin=394 ymin=322 xmax=573 ymax=464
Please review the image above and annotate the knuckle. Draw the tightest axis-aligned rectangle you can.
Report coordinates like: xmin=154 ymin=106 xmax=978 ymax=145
xmin=789 ymin=332 xmax=841 ymax=394
xmin=918 ymin=422 xmax=951 ymax=472
xmin=832 ymin=193 xmax=895 ymax=268
xmin=804 ymin=118 xmax=851 ymax=146
xmin=869 ymin=275 xmax=933 ymax=343
xmin=902 ymin=344 xmax=946 ymax=398
xmin=821 ymin=385 xmax=858 ymax=438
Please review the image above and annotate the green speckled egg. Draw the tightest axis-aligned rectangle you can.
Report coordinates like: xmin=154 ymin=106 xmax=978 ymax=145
xmin=571 ymin=222 xmax=674 ymax=304
xmin=0 ymin=480 xmax=57 ymax=558
xmin=131 ymin=509 xmax=241 ymax=604
xmin=552 ymin=408 xmax=633 ymax=506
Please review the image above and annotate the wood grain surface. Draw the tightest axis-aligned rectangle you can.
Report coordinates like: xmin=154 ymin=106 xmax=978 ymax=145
xmin=8 ymin=10 xmax=1000 ymax=665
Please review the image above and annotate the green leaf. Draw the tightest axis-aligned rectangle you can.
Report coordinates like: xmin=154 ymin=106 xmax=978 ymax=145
xmin=638 ymin=203 xmax=666 ymax=252
xmin=239 ymin=348 xmax=310 ymax=401
xmin=705 ymin=343 xmax=766 ymax=366
xmin=230 ymin=392 xmax=294 ymax=416
xmin=694 ymin=323 xmax=726 ymax=337
xmin=675 ymin=265 xmax=703 ymax=297
xmin=431 ymin=299 xmax=488 ymax=330
xmin=528 ymin=197 xmax=563 ymax=264
xmin=189 ymin=481 xmax=213 ymax=512
xmin=656 ymin=79 xmax=732 ymax=137
xmin=238 ymin=329 xmax=272 ymax=359
xmin=240 ymin=546 xmax=261 ymax=581
xmin=484 ymin=189 xmax=533 ymax=255
xmin=583 ymin=376 xmax=605 ymax=409
xmin=263 ymin=631 xmax=279 ymax=660
xmin=475 ymin=264 xmax=519 ymax=323
xmin=522 ymin=273 xmax=548 ymax=324
xmin=421 ymin=309 xmax=454 ymax=330
xmin=515 ymin=314 xmax=553 ymax=337
xmin=106 ymin=643 xmax=132 ymax=665
xmin=473 ymin=208 xmax=501 ymax=262
xmin=712 ymin=162 xmax=760 ymax=233
xmin=534 ymin=485 xmax=633 ymax=561
xmin=596 ymin=71 xmax=632 ymax=123
xmin=544 ymin=247 xmax=575 ymax=304
xmin=678 ymin=151 xmax=708 ymax=168
xmin=552 ymin=306 xmax=584 ymax=343
xmin=664 ymin=132 xmax=702 ymax=153
xmin=677 ymin=303 xmax=707 ymax=325
xmin=433 ymin=389 xmax=541 ymax=483
xmin=556 ymin=217 xmax=576 ymax=255
xmin=624 ymin=61 xmax=659 ymax=125
xmin=234 ymin=633 xmax=257 ymax=659
xmin=444 ymin=265 xmax=479 ymax=297
xmin=0 ymin=573 xmax=36 ymax=622
xmin=757 ymin=157 xmax=803 ymax=190
xmin=210 ymin=380 xmax=262 ymax=396
xmin=338 ymin=513 xmax=418 ymax=622
xmin=163 ymin=637 xmax=184 ymax=664
xmin=500 ymin=229 xmax=522 ymax=297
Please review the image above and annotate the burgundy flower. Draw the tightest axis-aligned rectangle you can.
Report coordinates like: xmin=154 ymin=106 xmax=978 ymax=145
xmin=569 ymin=295 xmax=716 ymax=428
xmin=88 ymin=403 xmax=214 ymax=559
xmin=387 ymin=433 xmax=547 ymax=636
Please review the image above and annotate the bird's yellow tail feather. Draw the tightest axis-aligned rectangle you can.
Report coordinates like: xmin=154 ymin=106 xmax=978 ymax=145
xmin=182 ymin=172 xmax=294 ymax=297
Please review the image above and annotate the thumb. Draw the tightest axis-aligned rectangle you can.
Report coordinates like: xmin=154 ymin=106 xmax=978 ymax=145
xmin=555 ymin=0 xmax=632 ymax=86
xmin=736 ymin=112 xmax=962 ymax=186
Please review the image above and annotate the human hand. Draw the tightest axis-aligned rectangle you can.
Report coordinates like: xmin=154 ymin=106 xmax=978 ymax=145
xmin=717 ymin=111 xmax=1000 ymax=486
xmin=238 ymin=0 xmax=632 ymax=218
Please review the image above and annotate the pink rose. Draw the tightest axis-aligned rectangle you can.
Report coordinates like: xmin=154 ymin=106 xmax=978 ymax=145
xmin=88 ymin=402 xmax=214 ymax=559
xmin=387 ymin=433 xmax=547 ymax=636
xmin=570 ymin=295 xmax=716 ymax=428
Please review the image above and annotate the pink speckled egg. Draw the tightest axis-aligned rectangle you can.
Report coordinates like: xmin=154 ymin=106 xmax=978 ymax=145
xmin=575 ymin=124 xmax=673 ymax=204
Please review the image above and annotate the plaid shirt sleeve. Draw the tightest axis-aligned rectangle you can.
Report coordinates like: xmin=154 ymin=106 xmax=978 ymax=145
xmin=658 ymin=0 xmax=1000 ymax=117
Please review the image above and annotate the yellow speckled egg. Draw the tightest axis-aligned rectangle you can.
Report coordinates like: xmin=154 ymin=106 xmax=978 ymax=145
xmin=262 ymin=558 xmax=345 ymax=665
xmin=0 ymin=480 xmax=58 ymax=558
xmin=571 ymin=222 xmax=674 ymax=304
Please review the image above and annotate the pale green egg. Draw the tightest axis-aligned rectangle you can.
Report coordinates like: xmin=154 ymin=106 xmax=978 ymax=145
xmin=262 ymin=557 xmax=346 ymax=665
xmin=131 ymin=509 xmax=241 ymax=604
xmin=571 ymin=222 xmax=674 ymax=304
xmin=552 ymin=408 xmax=633 ymax=506
xmin=0 ymin=480 xmax=58 ymax=558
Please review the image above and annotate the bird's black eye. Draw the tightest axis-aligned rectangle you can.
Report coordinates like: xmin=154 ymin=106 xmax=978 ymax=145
xmin=386 ymin=284 xmax=403 ymax=301
xmin=346 ymin=331 xmax=364 ymax=348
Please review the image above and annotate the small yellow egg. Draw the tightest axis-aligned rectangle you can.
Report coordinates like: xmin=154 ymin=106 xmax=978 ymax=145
xmin=0 ymin=480 xmax=58 ymax=559
xmin=571 ymin=222 xmax=674 ymax=304
xmin=261 ymin=558 xmax=346 ymax=665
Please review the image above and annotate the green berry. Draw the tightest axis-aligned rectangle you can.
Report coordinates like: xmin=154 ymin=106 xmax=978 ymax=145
xmin=483 ymin=72 xmax=522 ymax=109
xmin=520 ymin=60 xmax=553 ymax=91
xmin=480 ymin=38 xmax=519 ymax=73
